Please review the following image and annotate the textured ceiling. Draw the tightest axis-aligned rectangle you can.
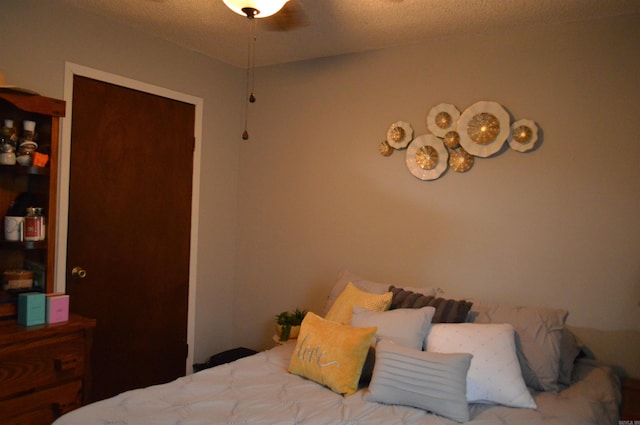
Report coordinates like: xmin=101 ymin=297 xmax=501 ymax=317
xmin=61 ymin=0 xmax=640 ymax=68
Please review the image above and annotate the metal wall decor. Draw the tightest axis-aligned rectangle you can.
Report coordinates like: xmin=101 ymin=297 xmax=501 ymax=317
xmin=380 ymin=101 xmax=540 ymax=181
xmin=405 ymin=134 xmax=449 ymax=180
xmin=508 ymin=119 xmax=539 ymax=152
xmin=386 ymin=120 xmax=414 ymax=149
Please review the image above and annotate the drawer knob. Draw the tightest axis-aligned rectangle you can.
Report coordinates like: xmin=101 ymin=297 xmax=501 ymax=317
xmin=55 ymin=354 xmax=79 ymax=372
xmin=53 ymin=401 xmax=79 ymax=416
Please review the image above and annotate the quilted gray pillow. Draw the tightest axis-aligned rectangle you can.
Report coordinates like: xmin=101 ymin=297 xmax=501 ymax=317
xmin=365 ymin=340 xmax=472 ymax=423
xmin=351 ymin=306 xmax=435 ymax=350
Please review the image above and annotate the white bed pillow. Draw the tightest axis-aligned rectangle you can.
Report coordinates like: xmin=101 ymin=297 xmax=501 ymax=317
xmin=425 ymin=323 xmax=536 ymax=409
xmin=366 ymin=340 xmax=472 ymax=423
xmin=323 ymin=270 xmax=439 ymax=315
xmin=468 ymin=300 xmax=568 ymax=392
xmin=351 ymin=306 xmax=435 ymax=350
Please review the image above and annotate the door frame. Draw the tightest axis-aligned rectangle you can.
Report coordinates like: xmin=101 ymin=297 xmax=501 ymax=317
xmin=58 ymin=62 xmax=203 ymax=373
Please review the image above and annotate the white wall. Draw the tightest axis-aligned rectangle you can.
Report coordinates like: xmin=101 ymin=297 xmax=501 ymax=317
xmin=0 ymin=0 xmax=242 ymax=363
xmin=234 ymin=14 xmax=640 ymax=378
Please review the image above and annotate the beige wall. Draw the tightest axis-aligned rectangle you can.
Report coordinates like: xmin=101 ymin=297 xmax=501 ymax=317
xmin=234 ymin=15 xmax=640 ymax=377
xmin=2 ymin=1 xmax=638 ymax=378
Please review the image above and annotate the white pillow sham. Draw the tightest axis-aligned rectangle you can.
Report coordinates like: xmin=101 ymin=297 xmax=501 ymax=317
xmin=425 ymin=323 xmax=536 ymax=409
xmin=468 ymin=300 xmax=568 ymax=392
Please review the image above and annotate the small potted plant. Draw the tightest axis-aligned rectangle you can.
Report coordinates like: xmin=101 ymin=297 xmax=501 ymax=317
xmin=275 ymin=308 xmax=307 ymax=342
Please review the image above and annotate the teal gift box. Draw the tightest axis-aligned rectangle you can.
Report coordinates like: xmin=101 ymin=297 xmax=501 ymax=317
xmin=18 ymin=292 xmax=46 ymax=326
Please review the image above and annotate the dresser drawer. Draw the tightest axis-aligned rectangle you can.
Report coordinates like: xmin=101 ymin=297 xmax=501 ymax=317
xmin=0 ymin=332 xmax=85 ymax=399
xmin=0 ymin=379 xmax=82 ymax=424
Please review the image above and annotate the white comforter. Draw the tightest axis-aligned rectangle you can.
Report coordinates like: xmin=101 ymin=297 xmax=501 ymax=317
xmin=54 ymin=344 xmax=621 ymax=425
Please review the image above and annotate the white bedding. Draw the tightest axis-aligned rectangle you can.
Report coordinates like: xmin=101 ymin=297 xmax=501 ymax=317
xmin=54 ymin=343 xmax=621 ymax=425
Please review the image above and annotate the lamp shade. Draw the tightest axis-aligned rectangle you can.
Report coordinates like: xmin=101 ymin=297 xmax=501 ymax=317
xmin=223 ymin=0 xmax=289 ymax=18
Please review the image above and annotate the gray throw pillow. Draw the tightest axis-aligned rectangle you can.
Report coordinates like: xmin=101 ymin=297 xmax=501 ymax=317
xmin=389 ymin=285 xmax=473 ymax=323
xmin=365 ymin=340 xmax=472 ymax=423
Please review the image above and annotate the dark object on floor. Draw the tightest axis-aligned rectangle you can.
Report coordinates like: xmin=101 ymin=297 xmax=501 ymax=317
xmin=193 ymin=347 xmax=258 ymax=372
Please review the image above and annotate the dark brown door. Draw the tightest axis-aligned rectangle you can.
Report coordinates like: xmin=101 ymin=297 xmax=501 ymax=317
xmin=66 ymin=75 xmax=194 ymax=402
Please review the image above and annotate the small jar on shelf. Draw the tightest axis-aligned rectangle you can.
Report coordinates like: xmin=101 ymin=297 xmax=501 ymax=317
xmin=0 ymin=119 xmax=17 ymax=165
xmin=16 ymin=120 xmax=38 ymax=166
xmin=24 ymin=207 xmax=44 ymax=241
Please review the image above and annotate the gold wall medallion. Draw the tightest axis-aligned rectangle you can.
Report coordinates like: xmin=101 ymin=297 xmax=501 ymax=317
xmin=449 ymin=147 xmax=474 ymax=172
xmin=467 ymin=112 xmax=500 ymax=145
xmin=415 ymin=145 xmax=438 ymax=170
xmin=443 ymin=131 xmax=460 ymax=148
xmin=513 ymin=125 xmax=532 ymax=144
xmin=379 ymin=140 xmax=394 ymax=157
xmin=508 ymin=119 xmax=539 ymax=152
xmin=386 ymin=121 xmax=414 ymax=149
xmin=458 ymin=101 xmax=510 ymax=157
xmin=389 ymin=126 xmax=405 ymax=143
xmin=405 ymin=134 xmax=449 ymax=180
xmin=435 ymin=112 xmax=452 ymax=130
xmin=426 ymin=103 xmax=460 ymax=137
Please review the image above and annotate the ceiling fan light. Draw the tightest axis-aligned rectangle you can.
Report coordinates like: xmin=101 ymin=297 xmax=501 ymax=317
xmin=223 ymin=0 xmax=289 ymax=18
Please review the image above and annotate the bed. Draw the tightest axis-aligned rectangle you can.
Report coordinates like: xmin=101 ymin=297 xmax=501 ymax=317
xmin=54 ymin=270 xmax=622 ymax=425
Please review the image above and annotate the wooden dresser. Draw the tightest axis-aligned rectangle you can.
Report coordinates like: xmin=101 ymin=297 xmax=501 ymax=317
xmin=0 ymin=314 xmax=95 ymax=424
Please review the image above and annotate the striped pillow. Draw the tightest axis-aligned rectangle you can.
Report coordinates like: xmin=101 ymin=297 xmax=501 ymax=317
xmin=389 ymin=286 xmax=472 ymax=323
xmin=365 ymin=340 xmax=472 ymax=422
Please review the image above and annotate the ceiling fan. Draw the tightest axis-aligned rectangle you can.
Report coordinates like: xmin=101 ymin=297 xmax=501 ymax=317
xmin=223 ymin=0 xmax=309 ymax=31
xmin=262 ymin=1 xmax=309 ymax=32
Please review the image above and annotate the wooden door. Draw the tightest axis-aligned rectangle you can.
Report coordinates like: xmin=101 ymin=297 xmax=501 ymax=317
xmin=66 ymin=76 xmax=194 ymax=402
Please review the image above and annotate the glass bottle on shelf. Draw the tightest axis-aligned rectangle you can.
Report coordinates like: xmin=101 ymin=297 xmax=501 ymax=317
xmin=17 ymin=120 xmax=38 ymax=166
xmin=0 ymin=119 xmax=17 ymax=165
xmin=36 ymin=207 xmax=45 ymax=240
xmin=22 ymin=120 xmax=36 ymax=141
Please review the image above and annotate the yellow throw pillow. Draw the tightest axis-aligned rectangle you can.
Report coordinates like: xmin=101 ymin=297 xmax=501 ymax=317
xmin=324 ymin=282 xmax=392 ymax=324
xmin=288 ymin=312 xmax=377 ymax=396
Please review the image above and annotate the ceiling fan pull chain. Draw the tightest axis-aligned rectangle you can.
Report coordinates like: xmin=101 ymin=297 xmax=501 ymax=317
xmin=242 ymin=16 xmax=257 ymax=140
xmin=249 ymin=17 xmax=257 ymax=104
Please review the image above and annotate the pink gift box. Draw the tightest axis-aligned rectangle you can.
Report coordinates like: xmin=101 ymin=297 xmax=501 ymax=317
xmin=46 ymin=294 xmax=69 ymax=324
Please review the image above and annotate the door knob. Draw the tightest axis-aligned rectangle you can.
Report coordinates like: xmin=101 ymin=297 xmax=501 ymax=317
xmin=71 ymin=267 xmax=87 ymax=279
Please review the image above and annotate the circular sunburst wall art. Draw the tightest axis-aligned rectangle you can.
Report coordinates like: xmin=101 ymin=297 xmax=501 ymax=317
xmin=508 ymin=119 xmax=539 ymax=152
xmin=443 ymin=130 xmax=460 ymax=149
xmin=379 ymin=140 xmax=394 ymax=157
xmin=458 ymin=101 xmax=510 ymax=158
xmin=426 ymin=103 xmax=460 ymax=137
xmin=379 ymin=101 xmax=540 ymax=181
xmin=386 ymin=120 xmax=414 ymax=149
xmin=449 ymin=146 xmax=474 ymax=173
xmin=405 ymin=134 xmax=449 ymax=180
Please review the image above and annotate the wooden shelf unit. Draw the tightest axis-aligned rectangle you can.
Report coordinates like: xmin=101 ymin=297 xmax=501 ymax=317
xmin=0 ymin=92 xmax=65 ymax=301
